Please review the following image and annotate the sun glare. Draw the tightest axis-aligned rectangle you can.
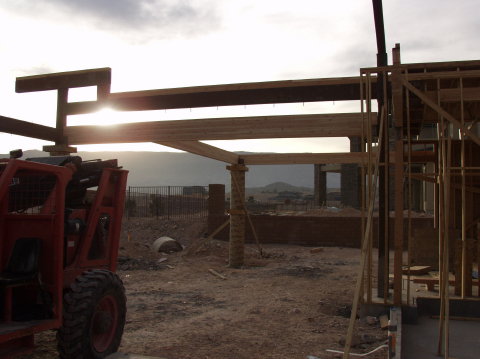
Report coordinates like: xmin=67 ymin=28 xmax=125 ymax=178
xmin=90 ymin=108 xmax=121 ymax=126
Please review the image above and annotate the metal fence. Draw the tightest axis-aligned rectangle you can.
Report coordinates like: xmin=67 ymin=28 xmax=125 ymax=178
xmin=244 ymin=200 xmax=317 ymax=214
xmin=125 ymin=186 xmax=208 ymax=219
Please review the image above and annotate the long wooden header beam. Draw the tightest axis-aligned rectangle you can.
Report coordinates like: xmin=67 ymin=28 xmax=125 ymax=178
xmin=0 ymin=115 xmax=57 ymax=141
xmin=65 ymin=113 xmax=376 ymax=145
xmin=66 ymin=76 xmax=376 ymax=115
xmin=16 ymin=68 xmax=111 ymax=93
xmin=241 ymin=152 xmax=368 ymax=165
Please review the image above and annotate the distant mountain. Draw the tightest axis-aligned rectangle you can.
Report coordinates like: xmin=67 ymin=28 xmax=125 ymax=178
xmin=1 ymin=150 xmax=340 ymax=189
xmin=247 ymin=181 xmax=313 ymax=194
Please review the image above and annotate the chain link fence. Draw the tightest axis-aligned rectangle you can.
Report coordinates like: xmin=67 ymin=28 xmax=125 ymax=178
xmin=125 ymin=186 xmax=208 ymax=219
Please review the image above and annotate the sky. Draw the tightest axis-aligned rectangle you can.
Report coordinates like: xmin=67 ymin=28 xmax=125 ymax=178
xmin=0 ymin=0 xmax=478 ymax=155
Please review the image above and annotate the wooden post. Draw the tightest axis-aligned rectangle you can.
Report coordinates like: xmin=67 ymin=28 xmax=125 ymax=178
xmin=44 ymin=88 xmax=77 ymax=156
xmin=227 ymin=164 xmax=248 ymax=268
xmin=343 ymin=106 xmax=385 ymax=359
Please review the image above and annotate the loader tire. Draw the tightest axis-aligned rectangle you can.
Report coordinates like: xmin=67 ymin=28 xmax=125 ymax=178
xmin=57 ymin=269 xmax=126 ymax=359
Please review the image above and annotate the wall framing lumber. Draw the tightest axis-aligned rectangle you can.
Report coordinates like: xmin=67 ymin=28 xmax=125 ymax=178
xmin=405 ymin=70 xmax=480 ymax=81
xmin=157 ymin=141 xmax=239 ymax=164
xmin=0 ymin=115 xmax=57 ymax=141
xmin=16 ymin=68 xmax=111 ymax=93
xmin=361 ymin=59 xmax=480 ymax=73
xmin=425 ymin=88 xmax=480 ymax=103
xmin=65 ymin=113 xmax=375 ymax=144
xmin=403 ymin=79 xmax=480 ymax=146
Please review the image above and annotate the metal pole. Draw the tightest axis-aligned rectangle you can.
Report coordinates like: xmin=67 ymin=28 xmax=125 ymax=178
xmin=372 ymin=0 xmax=389 ymax=298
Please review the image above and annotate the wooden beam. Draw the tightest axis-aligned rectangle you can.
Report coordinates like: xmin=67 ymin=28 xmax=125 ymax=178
xmin=157 ymin=141 xmax=239 ymax=164
xmin=0 ymin=115 xmax=57 ymax=141
xmin=361 ymin=59 xmax=480 ymax=73
xmin=65 ymin=113 xmax=376 ymax=144
xmin=403 ymin=79 xmax=480 ymax=146
xmin=66 ymin=76 xmax=377 ymax=114
xmin=425 ymin=88 xmax=480 ymax=102
xmin=241 ymin=152 xmax=368 ymax=165
xmin=406 ymin=70 xmax=480 ymax=81
xmin=16 ymin=68 xmax=111 ymax=93
xmin=407 ymin=150 xmax=437 ymax=163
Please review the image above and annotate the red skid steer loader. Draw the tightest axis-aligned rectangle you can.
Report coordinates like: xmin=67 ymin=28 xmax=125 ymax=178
xmin=0 ymin=154 xmax=128 ymax=358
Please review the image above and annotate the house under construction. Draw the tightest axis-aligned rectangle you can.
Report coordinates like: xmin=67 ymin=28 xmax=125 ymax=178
xmin=1 ymin=3 xmax=479 ymax=359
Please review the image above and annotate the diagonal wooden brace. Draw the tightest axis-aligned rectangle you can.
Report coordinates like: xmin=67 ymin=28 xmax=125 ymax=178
xmin=402 ymin=79 xmax=480 ymax=146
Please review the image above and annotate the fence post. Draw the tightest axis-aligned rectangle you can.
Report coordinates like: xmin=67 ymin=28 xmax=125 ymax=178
xmin=167 ymin=186 xmax=171 ymax=219
xmin=127 ymin=186 xmax=130 ymax=220
xmin=155 ymin=188 xmax=158 ymax=219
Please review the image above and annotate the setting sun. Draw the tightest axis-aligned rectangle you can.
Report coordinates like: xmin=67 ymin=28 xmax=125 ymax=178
xmin=89 ymin=108 xmax=120 ymax=127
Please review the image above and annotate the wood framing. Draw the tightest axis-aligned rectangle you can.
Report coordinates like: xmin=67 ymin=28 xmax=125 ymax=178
xmin=65 ymin=113 xmax=376 ymax=144
xmin=241 ymin=152 xmax=368 ymax=165
xmin=403 ymin=79 xmax=480 ymax=146
xmin=0 ymin=115 xmax=57 ymax=142
xmin=157 ymin=141 xmax=239 ymax=164
xmin=425 ymin=88 xmax=480 ymax=103
xmin=65 ymin=76 xmax=377 ymax=114
xmin=6 ymin=55 xmax=480 ymax=323
xmin=16 ymin=68 xmax=111 ymax=93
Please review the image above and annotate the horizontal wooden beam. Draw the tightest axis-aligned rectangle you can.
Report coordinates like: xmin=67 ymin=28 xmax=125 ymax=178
xmin=406 ymin=70 xmax=480 ymax=81
xmin=65 ymin=113 xmax=376 ymax=144
xmin=241 ymin=152 xmax=368 ymax=165
xmin=320 ymin=164 xmax=342 ymax=172
xmin=425 ymin=88 xmax=480 ymax=102
xmin=408 ymin=150 xmax=437 ymax=163
xmin=16 ymin=68 xmax=111 ymax=93
xmin=362 ymin=59 xmax=480 ymax=73
xmin=0 ymin=115 xmax=57 ymax=141
xmin=156 ymin=141 xmax=239 ymax=164
xmin=66 ymin=76 xmax=376 ymax=114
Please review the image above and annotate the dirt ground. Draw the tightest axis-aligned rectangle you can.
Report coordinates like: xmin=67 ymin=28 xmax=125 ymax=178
xmin=28 ymin=217 xmax=388 ymax=359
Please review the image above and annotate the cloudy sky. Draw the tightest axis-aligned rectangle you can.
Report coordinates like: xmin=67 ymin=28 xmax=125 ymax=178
xmin=0 ymin=0 xmax=478 ymax=154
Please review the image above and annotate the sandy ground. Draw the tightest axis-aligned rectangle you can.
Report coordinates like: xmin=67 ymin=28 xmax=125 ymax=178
xmin=27 ymin=218 xmax=387 ymax=359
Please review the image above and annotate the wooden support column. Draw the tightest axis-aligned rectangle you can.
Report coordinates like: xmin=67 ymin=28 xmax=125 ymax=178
xmin=392 ymin=44 xmax=404 ymax=305
xmin=43 ymin=88 xmax=77 ymax=156
xmin=227 ymin=164 xmax=248 ymax=268
xmin=16 ymin=68 xmax=112 ymax=156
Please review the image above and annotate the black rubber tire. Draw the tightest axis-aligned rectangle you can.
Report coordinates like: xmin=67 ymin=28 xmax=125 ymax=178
xmin=57 ymin=269 xmax=126 ymax=359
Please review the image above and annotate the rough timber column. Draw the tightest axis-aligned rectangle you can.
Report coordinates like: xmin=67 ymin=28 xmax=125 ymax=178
xmin=44 ymin=88 xmax=77 ymax=156
xmin=227 ymin=164 xmax=248 ymax=268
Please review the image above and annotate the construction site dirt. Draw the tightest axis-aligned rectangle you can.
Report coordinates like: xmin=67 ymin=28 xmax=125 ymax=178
xmin=26 ymin=218 xmax=387 ymax=359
